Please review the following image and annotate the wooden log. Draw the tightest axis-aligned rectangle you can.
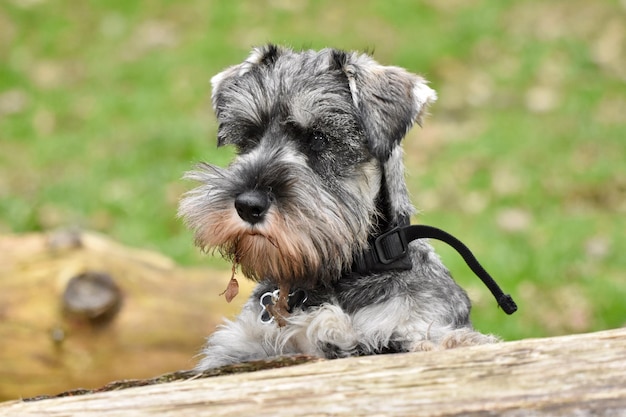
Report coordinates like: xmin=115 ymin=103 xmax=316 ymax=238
xmin=0 ymin=230 xmax=254 ymax=400
xmin=1 ymin=328 xmax=624 ymax=416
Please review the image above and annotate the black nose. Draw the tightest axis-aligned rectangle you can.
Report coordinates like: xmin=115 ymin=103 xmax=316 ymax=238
xmin=235 ymin=190 xmax=270 ymax=224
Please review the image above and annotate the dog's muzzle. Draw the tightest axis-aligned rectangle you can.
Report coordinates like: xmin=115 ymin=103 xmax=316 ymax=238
xmin=235 ymin=190 xmax=271 ymax=224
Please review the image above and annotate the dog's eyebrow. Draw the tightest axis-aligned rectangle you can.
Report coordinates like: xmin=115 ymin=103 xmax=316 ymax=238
xmin=287 ymin=102 xmax=315 ymax=128
xmin=289 ymin=91 xmax=354 ymax=127
xmin=219 ymin=93 xmax=270 ymax=128
xmin=216 ymin=114 xmax=267 ymax=148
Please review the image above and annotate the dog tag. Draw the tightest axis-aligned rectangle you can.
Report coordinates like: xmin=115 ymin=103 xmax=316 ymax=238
xmin=259 ymin=290 xmax=279 ymax=323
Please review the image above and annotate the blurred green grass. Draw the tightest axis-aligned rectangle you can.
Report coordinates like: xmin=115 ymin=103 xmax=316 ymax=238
xmin=1 ymin=0 xmax=624 ymax=340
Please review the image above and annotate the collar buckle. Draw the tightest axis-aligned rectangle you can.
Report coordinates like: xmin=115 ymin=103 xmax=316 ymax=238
xmin=374 ymin=227 xmax=409 ymax=264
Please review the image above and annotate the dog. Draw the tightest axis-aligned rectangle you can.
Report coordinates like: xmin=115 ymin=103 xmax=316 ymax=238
xmin=179 ymin=44 xmax=503 ymax=370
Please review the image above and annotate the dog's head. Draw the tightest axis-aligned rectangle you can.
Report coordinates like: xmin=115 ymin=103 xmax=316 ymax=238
xmin=179 ymin=45 xmax=436 ymax=288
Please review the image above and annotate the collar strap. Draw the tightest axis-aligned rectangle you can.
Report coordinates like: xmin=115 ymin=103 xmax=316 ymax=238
xmin=352 ymin=225 xmax=518 ymax=315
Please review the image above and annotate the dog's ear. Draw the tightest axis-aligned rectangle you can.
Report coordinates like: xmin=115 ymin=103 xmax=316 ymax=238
xmin=340 ymin=52 xmax=437 ymax=161
xmin=210 ymin=44 xmax=290 ymax=146
xmin=211 ymin=44 xmax=290 ymax=117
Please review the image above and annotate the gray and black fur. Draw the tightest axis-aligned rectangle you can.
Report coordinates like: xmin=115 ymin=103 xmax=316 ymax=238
xmin=179 ymin=45 xmax=497 ymax=370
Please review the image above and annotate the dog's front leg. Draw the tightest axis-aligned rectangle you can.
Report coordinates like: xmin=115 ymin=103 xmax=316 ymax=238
xmin=195 ymin=298 xmax=288 ymax=370
xmin=290 ymin=304 xmax=360 ymax=359
xmin=195 ymin=300 xmax=360 ymax=369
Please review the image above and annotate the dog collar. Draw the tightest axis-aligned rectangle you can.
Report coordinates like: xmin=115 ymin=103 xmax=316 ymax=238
xmin=352 ymin=224 xmax=518 ymax=315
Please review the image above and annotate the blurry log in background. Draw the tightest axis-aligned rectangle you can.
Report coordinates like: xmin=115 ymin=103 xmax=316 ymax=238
xmin=0 ymin=230 xmax=253 ymax=401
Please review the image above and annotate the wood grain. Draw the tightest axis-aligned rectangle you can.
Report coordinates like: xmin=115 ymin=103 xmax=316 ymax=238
xmin=2 ymin=327 xmax=624 ymax=416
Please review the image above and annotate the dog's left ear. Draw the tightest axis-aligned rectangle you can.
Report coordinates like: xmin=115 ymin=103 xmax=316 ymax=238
xmin=210 ymin=44 xmax=291 ymax=147
xmin=210 ymin=44 xmax=289 ymax=118
xmin=341 ymin=52 xmax=437 ymax=161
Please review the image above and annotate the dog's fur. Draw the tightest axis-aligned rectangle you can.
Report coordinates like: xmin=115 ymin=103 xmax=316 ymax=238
xmin=179 ymin=45 xmax=497 ymax=370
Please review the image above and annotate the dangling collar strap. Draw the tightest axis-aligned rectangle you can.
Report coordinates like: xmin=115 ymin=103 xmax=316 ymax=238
xmin=352 ymin=224 xmax=518 ymax=315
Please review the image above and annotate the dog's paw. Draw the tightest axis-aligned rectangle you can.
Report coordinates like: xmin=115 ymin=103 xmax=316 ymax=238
xmin=409 ymin=339 xmax=440 ymax=352
xmin=305 ymin=304 xmax=358 ymax=357
xmin=440 ymin=328 xmax=501 ymax=349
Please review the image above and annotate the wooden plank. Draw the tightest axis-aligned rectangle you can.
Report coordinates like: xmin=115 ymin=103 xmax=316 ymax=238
xmin=1 ymin=328 xmax=625 ymax=416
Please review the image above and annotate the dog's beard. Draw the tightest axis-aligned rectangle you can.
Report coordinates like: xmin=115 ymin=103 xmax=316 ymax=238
xmin=190 ymin=204 xmax=361 ymax=287
xmin=179 ymin=159 xmax=381 ymax=288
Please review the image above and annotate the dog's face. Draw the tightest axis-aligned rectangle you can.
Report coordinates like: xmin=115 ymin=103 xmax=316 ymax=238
xmin=179 ymin=45 xmax=436 ymax=289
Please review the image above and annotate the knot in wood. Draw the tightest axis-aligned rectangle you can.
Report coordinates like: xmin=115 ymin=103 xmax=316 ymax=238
xmin=62 ymin=272 xmax=122 ymax=323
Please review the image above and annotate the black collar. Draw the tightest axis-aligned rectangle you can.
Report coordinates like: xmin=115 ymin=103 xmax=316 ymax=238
xmin=256 ymin=225 xmax=517 ymax=326
xmin=352 ymin=224 xmax=518 ymax=315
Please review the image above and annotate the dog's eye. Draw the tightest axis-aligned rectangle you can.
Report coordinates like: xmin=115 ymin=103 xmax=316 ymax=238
xmin=236 ymin=136 xmax=262 ymax=154
xmin=232 ymin=125 xmax=264 ymax=153
xmin=235 ymin=141 xmax=254 ymax=154
xmin=244 ymin=124 xmax=264 ymax=141
xmin=309 ymin=130 xmax=327 ymax=152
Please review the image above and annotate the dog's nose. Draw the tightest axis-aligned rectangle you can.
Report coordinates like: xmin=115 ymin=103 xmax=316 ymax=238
xmin=235 ymin=190 xmax=270 ymax=224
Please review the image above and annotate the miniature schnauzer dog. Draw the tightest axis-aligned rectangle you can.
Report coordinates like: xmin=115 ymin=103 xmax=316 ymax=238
xmin=179 ymin=45 xmax=514 ymax=370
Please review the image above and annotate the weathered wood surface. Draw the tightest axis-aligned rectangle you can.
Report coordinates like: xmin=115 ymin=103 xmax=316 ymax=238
xmin=0 ymin=230 xmax=253 ymax=400
xmin=1 ymin=327 xmax=625 ymax=416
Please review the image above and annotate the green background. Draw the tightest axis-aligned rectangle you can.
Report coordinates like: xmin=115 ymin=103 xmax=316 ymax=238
xmin=1 ymin=0 xmax=625 ymax=340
